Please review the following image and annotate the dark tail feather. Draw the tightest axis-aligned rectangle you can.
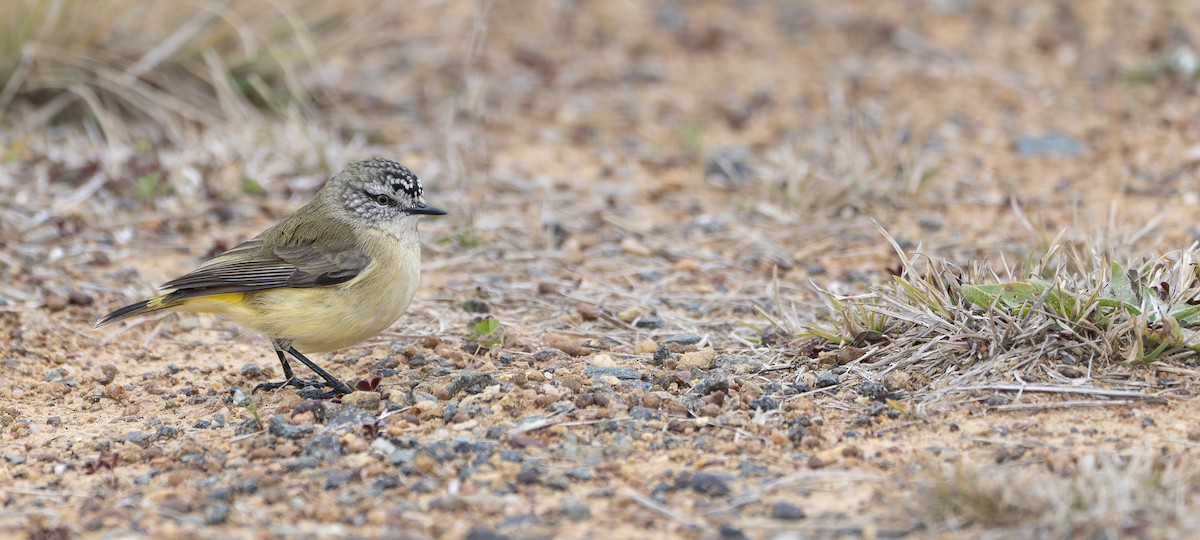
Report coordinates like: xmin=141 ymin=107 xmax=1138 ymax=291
xmin=95 ymin=296 xmax=166 ymax=328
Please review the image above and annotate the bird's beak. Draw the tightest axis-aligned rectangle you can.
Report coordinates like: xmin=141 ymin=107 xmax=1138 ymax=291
xmin=407 ymin=202 xmax=447 ymax=216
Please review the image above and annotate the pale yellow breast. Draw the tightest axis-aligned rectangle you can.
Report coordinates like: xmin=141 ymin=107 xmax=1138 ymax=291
xmin=229 ymin=228 xmax=423 ymax=353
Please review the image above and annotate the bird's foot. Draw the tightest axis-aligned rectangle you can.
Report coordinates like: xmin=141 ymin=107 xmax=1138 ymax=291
xmin=253 ymin=377 xmax=335 ymax=395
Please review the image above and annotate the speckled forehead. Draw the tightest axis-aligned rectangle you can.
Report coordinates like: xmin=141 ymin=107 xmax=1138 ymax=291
xmin=366 ymin=159 xmax=422 ymax=198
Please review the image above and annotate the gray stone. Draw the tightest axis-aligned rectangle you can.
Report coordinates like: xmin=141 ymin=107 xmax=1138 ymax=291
xmin=122 ymin=430 xmax=153 ymax=447
xmin=662 ymin=334 xmax=702 ymax=345
xmin=268 ymin=415 xmax=314 ymax=440
xmin=559 ymin=497 xmax=590 ymax=521
xmin=1014 ymin=133 xmax=1083 ymax=157
xmin=583 ymin=366 xmax=645 ymax=380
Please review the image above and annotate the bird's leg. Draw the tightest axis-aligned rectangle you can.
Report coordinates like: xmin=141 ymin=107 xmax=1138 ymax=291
xmin=284 ymin=345 xmax=354 ymax=399
xmin=252 ymin=341 xmax=333 ymax=394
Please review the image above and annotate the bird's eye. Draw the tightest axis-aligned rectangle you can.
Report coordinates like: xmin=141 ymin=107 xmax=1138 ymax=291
xmin=372 ymin=193 xmax=392 ymax=206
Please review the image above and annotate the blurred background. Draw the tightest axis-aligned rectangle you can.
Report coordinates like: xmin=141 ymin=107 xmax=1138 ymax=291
xmin=3 ymin=0 xmax=1198 ymax=260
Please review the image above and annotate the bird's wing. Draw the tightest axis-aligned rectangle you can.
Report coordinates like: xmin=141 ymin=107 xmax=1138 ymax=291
xmin=159 ymin=218 xmax=370 ymax=296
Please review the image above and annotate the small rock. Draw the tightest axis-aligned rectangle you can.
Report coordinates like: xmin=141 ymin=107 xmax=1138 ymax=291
xmin=462 ymin=298 xmax=490 ymax=314
xmin=768 ymin=501 xmax=806 ymax=518
xmin=370 ymin=438 xmax=397 ymax=456
xmin=629 ymin=406 xmax=660 ymax=420
xmin=705 ymin=147 xmax=754 ymax=188
xmin=4 ymin=455 xmax=26 ymax=465
xmin=155 ymin=426 xmax=178 ymax=439
xmin=447 ymin=373 xmax=500 ymax=396
xmin=268 ymin=415 xmax=314 ymax=440
xmin=517 ymin=461 xmax=544 ymax=484
xmin=692 ymin=372 xmax=729 ymax=396
xmin=326 ymin=405 xmax=375 ymax=429
xmin=635 ymin=269 xmax=663 ymax=281
xmin=815 ymin=372 xmax=839 ymax=388
xmin=203 ymin=502 xmax=231 ymax=525
xmin=44 ymin=368 xmax=68 ymax=383
xmin=620 ymin=237 xmax=652 ymax=256
xmin=719 ymin=525 xmax=750 ymax=540
xmin=760 ymin=326 xmax=789 ymax=347
xmin=240 ymin=364 xmax=264 ymax=378
xmin=652 ymin=345 xmax=672 ymax=365
xmin=229 ymin=388 xmax=250 ymax=407
xmin=634 ymin=316 xmax=664 ymax=329
xmin=340 ymin=391 xmax=382 ymax=412
xmin=679 ymin=348 xmax=717 ymax=370
xmin=748 ymin=397 xmax=778 ymax=411
xmin=559 ymin=497 xmax=590 ymax=521
xmin=984 ymin=395 xmax=1011 ymax=407
xmin=97 ymin=364 xmax=119 ymax=385
xmin=857 ymin=381 xmax=889 ymax=401
xmin=917 ymin=217 xmax=943 ymax=231
xmin=325 ymin=469 xmax=355 ymax=489
xmin=465 ymin=528 xmax=504 ymax=540
xmin=583 ymin=366 xmax=645 ymax=381
xmin=715 ymin=354 xmax=764 ymax=373
xmin=304 ymin=432 xmax=344 ymax=463
xmin=122 ymin=430 xmax=153 ymax=447
xmin=1014 ymin=133 xmax=1083 ymax=157
xmin=661 ymin=334 xmax=702 ymax=345
xmin=286 ymin=456 xmax=320 ymax=471
xmin=390 ymin=449 xmax=416 ymax=465
xmin=177 ymin=317 xmax=201 ymax=331
xmin=43 ymin=293 xmax=68 ymax=312
xmin=67 ymin=290 xmax=94 ymax=306
xmin=676 ymin=471 xmax=732 ymax=496
xmin=233 ymin=418 xmax=260 ymax=436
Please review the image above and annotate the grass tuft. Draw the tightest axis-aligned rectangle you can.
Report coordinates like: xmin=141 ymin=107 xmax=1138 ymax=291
xmin=800 ymin=224 xmax=1200 ymax=405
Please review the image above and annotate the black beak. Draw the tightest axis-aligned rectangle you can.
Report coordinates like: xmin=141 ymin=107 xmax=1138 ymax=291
xmin=407 ymin=202 xmax=447 ymax=216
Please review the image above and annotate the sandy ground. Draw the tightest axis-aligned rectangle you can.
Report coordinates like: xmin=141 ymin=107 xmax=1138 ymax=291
xmin=4 ymin=1 xmax=1200 ymax=538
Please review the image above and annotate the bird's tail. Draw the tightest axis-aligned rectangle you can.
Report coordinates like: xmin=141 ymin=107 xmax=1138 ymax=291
xmin=94 ymin=295 xmax=183 ymax=328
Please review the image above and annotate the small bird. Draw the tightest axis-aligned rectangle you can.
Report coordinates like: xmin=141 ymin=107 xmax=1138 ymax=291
xmin=96 ymin=158 xmax=446 ymax=398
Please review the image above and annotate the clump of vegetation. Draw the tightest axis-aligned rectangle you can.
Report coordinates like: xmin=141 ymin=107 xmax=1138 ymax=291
xmin=801 ymin=226 xmax=1200 ymax=404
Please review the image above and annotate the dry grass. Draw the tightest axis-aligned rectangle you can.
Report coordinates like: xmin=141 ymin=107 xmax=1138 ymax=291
xmin=799 ymin=219 xmax=1200 ymax=411
xmin=0 ymin=0 xmax=403 ymax=145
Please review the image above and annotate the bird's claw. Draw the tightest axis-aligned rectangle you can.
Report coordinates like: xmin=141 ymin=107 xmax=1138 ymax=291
xmin=253 ymin=377 xmax=341 ymax=395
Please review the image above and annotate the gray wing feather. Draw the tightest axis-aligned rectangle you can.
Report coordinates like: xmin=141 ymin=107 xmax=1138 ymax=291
xmin=160 ymin=223 xmax=369 ymax=295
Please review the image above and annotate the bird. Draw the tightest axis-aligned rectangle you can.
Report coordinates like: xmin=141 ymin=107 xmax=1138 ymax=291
xmin=96 ymin=158 xmax=446 ymax=398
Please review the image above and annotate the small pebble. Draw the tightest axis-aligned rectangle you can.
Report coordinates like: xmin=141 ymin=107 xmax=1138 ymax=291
xmin=340 ymin=391 xmax=382 ymax=412
xmin=462 ymin=298 xmax=490 ymax=313
xmin=634 ymin=316 xmax=664 ymax=329
xmin=815 ymin=372 xmax=839 ymax=388
xmin=268 ymin=416 xmax=315 ymax=440
xmin=286 ymin=456 xmax=320 ymax=471
xmin=661 ymin=334 xmax=702 ymax=345
xmin=771 ymin=501 xmax=806 ymax=520
xmin=676 ymin=471 xmax=732 ymax=496
xmin=1014 ymin=133 xmax=1083 ymax=157
xmin=67 ymin=290 xmax=94 ymax=306
xmin=559 ymin=497 xmax=590 ymax=521
xmin=122 ymin=430 xmax=153 ymax=447
xmin=583 ymin=366 xmax=645 ymax=380
xmin=679 ymin=348 xmax=717 ymax=370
